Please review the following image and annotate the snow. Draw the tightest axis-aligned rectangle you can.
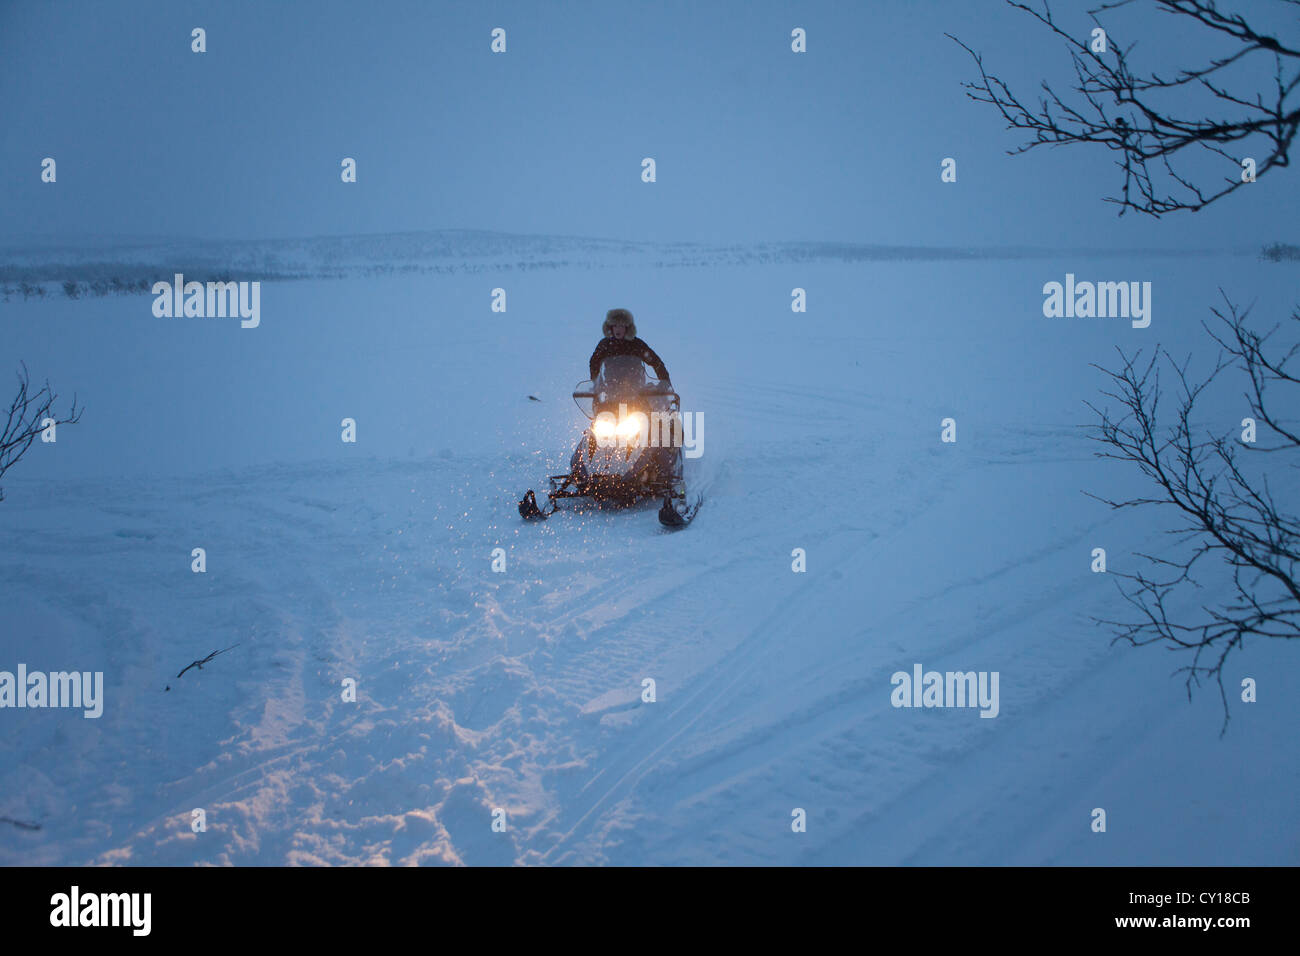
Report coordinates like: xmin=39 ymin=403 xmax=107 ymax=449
xmin=1 ymin=237 xmax=1297 ymax=865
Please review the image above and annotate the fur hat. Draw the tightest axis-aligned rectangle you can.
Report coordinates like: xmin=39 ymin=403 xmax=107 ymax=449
xmin=602 ymin=308 xmax=636 ymax=337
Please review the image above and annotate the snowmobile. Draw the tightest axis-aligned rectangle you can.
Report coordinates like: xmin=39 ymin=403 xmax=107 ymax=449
xmin=518 ymin=355 xmax=699 ymax=528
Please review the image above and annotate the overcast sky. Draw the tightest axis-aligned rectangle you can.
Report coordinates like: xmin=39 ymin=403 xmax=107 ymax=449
xmin=2 ymin=0 xmax=1296 ymax=247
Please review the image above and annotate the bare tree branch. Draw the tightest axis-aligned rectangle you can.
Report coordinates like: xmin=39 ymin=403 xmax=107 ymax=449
xmin=1085 ymin=297 xmax=1299 ymax=732
xmin=0 ymin=362 xmax=82 ymax=502
xmin=951 ymin=0 xmax=1299 ymax=215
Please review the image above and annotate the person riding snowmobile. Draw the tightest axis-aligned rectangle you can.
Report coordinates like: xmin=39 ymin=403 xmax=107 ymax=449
xmin=588 ymin=308 xmax=670 ymax=385
xmin=515 ymin=306 xmax=694 ymax=526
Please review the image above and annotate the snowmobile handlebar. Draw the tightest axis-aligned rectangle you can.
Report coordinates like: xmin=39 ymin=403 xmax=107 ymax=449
xmin=572 ymin=386 xmax=678 ymax=399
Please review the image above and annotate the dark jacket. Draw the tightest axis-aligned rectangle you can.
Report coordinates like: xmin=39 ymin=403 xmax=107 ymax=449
xmin=588 ymin=336 xmax=670 ymax=382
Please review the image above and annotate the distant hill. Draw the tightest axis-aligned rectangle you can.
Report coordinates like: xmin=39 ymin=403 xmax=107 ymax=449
xmin=0 ymin=229 xmax=1272 ymax=302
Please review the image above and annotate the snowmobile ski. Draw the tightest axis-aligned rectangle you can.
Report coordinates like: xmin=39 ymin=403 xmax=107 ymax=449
xmin=658 ymin=493 xmax=702 ymax=529
xmin=519 ymin=489 xmax=555 ymax=520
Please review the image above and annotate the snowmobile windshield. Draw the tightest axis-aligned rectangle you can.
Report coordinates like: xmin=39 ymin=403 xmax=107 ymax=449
xmin=594 ymin=355 xmax=648 ymax=396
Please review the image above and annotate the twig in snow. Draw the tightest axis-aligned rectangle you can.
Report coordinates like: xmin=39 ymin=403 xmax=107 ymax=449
xmin=165 ymin=643 xmax=241 ymax=690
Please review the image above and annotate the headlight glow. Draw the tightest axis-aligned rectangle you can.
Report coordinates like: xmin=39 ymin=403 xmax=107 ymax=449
xmin=617 ymin=415 xmax=645 ymax=439
xmin=592 ymin=410 xmax=647 ymax=445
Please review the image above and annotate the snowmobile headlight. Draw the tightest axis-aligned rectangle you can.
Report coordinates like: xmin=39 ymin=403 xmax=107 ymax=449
xmin=617 ymin=413 xmax=647 ymax=441
xmin=592 ymin=415 xmax=618 ymax=440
